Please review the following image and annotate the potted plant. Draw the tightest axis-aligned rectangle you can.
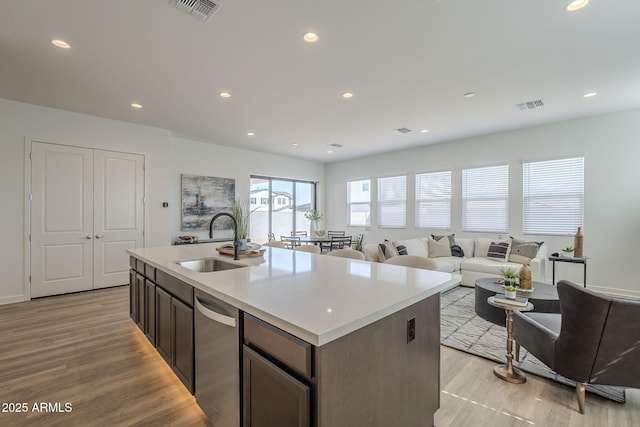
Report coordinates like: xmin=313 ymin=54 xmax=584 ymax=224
xmin=232 ymin=199 xmax=251 ymax=250
xmin=304 ymin=209 xmax=325 ymax=237
xmin=504 ymin=284 xmax=518 ymax=299
xmin=561 ymin=246 xmax=574 ymax=258
xmin=500 ymin=267 xmax=520 ymax=289
xmin=353 ymin=234 xmax=365 ymax=252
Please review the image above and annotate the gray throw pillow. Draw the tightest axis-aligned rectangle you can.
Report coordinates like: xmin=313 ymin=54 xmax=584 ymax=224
xmin=509 ymin=237 xmax=543 ymax=264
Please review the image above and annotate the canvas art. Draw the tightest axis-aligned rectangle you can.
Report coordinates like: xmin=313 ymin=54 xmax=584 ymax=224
xmin=181 ymin=174 xmax=235 ymax=231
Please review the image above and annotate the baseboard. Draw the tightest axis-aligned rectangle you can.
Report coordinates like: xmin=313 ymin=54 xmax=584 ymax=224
xmin=0 ymin=294 xmax=29 ymax=306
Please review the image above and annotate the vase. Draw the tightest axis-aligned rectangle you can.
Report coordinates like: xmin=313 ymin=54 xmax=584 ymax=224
xmin=310 ymin=221 xmax=325 ymax=238
xmin=574 ymin=227 xmax=583 ymax=258
xmin=505 ymin=289 xmax=517 ymax=299
xmin=519 ymin=263 xmax=532 ymax=290
xmin=238 ymin=238 xmax=248 ymax=251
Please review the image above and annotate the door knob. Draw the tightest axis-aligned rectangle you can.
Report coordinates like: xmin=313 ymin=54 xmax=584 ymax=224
xmin=95 ymin=235 xmax=104 ymax=239
xmin=85 ymin=235 xmax=93 ymax=239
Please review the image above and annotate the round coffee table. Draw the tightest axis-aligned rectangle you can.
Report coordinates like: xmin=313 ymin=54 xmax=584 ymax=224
xmin=475 ymin=277 xmax=560 ymax=326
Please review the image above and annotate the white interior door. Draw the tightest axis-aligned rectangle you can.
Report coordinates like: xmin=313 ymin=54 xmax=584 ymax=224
xmin=31 ymin=142 xmax=94 ymax=297
xmin=93 ymin=150 xmax=144 ymax=289
xmin=30 ymin=142 xmax=145 ymax=297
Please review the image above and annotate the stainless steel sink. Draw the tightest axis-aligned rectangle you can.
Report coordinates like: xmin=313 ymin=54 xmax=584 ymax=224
xmin=176 ymin=258 xmax=246 ymax=272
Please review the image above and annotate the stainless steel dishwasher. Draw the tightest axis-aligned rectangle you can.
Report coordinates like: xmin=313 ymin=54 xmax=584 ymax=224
xmin=194 ymin=289 xmax=240 ymax=427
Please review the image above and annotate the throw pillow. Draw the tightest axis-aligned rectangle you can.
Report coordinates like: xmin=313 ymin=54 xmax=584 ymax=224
xmin=378 ymin=242 xmax=398 ymax=261
xmin=509 ymin=237 xmax=544 ymax=264
xmin=432 ymin=233 xmax=456 ymax=246
xmin=428 ymin=237 xmax=452 ymax=257
xmin=393 ymin=238 xmax=429 ymax=257
xmin=451 ymin=245 xmax=464 ymax=257
xmin=395 ymin=244 xmax=408 ymax=256
xmin=486 ymin=241 xmax=511 ymax=262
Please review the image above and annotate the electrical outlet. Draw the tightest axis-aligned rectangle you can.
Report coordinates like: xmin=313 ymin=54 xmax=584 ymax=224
xmin=407 ymin=317 xmax=416 ymax=343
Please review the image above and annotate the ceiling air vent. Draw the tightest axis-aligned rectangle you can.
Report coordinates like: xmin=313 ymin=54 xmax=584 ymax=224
xmin=516 ymin=99 xmax=544 ymax=111
xmin=328 ymin=143 xmax=344 ymax=149
xmin=392 ymin=127 xmax=412 ymax=134
xmin=175 ymin=0 xmax=221 ymax=22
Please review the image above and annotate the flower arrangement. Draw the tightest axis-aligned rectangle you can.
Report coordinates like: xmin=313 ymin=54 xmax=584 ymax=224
xmin=304 ymin=209 xmax=324 ymax=223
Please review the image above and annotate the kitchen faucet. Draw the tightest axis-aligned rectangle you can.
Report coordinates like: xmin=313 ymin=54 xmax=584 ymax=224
xmin=209 ymin=212 xmax=240 ymax=260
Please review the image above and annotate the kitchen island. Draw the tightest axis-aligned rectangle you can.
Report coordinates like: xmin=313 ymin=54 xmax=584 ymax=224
xmin=128 ymin=243 xmax=460 ymax=427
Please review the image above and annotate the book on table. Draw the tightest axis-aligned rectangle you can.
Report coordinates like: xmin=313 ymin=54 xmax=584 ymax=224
xmin=493 ymin=294 xmax=529 ymax=307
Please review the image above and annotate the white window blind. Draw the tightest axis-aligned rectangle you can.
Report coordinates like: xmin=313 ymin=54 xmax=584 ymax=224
xmin=462 ymin=165 xmax=509 ymax=233
xmin=523 ymin=157 xmax=584 ymax=235
xmin=415 ymin=171 xmax=451 ymax=229
xmin=378 ymin=175 xmax=407 ymax=228
xmin=347 ymin=179 xmax=371 ymax=226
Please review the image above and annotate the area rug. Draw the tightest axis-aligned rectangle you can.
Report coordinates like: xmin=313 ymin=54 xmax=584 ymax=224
xmin=440 ymin=286 xmax=625 ymax=402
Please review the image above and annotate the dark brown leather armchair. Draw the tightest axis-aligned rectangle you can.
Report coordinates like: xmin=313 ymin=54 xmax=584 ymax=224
xmin=513 ymin=280 xmax=640 ymax=413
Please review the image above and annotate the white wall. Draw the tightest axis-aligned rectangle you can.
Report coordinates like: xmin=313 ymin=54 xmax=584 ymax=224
xmin=325 ymin=108 xmax=640 ymax=298
xmin=169 ymin=136 xmax=325 ymax=240
xmin=0 ymin=98 xmax=324 ymax=304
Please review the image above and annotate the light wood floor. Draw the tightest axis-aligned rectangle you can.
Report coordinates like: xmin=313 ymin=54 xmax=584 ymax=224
xmin=0 ymin=286 xmax=637 ymax=426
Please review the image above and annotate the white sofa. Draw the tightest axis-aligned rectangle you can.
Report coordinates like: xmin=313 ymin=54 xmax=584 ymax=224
xmin=363 ymin=236 xmax=547 ymax=287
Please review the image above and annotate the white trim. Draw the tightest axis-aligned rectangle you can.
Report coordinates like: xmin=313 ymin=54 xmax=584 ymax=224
xmin=23 ymin=137 xmax=32 ymax=301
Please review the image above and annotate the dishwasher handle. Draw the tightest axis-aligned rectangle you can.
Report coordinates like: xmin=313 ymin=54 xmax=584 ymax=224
xmin=195 ymin=297 xmax=237 ymax=328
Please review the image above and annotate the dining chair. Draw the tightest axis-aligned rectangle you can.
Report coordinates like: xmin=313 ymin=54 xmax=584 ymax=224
xmin=281 ymin=235 xmax=301 ymax=249
xmin=327 ymin=230 xmax=346 ymax=237
xmin=329 ymin=236 xmax=352 ymax=251
xmin=321 ymin=231 xmax=346 ymax=251
xmin=291 ymin=231 xmax=308 ymax=237
xmin=324 ymin=248 xmax=365 ymax=260
xmin=294 ymin=245 xmax=321 ymax=254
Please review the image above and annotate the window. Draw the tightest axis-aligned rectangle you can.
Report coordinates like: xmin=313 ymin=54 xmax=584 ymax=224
xmin=523 ymin=157 xmax=584 ymax=235
xmin=415 ymin=171 xmax=451 ymax=229
xmin=250 ymin=197 xmax=256 ymax=205
xmin=347 ymin=179 xmax=370 ymax=226
xmin=378 ymin=175 xmax=407 ymax=228
xmin=462 ymin=165 xmax=509 ymax=233
xmin=249 ymin=176 xmax=316 ymax=242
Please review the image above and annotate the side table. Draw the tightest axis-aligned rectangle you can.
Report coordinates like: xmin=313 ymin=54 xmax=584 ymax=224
xmin=487 ymin=296 xmax=534 ymax=384
xmin=548 ymin=256 xmax=587 ymax=287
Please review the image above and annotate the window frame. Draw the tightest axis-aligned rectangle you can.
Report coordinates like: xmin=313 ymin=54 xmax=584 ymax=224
xmin=461 ymin=164 xmax=509 ymax=233
xmin=415 ymin=170 xmax=452 ymax=230
xmin=347 ymin=179 xmax=371 ymax=227
xmin=377 ymin=175 xmax=407 ymax=229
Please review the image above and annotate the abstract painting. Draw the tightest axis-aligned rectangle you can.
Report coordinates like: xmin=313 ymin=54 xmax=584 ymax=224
xmin=181 ymin=174 xmax=235 ymax=231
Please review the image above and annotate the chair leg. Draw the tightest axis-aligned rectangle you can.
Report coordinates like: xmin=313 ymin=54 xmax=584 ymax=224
xmin=576 ymin=383 xmax=585 ymax=414
xmin=515 ymin=341 xmax=520 ymax=362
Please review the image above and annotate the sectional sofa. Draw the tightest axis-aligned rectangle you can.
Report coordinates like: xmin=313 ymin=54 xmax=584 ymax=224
xmin=363 ymin=236 xmax=547 ymax=287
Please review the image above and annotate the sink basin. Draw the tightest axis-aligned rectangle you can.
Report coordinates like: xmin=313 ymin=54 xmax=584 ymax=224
xmin=176 ymin=258 xmax=246 ymax=272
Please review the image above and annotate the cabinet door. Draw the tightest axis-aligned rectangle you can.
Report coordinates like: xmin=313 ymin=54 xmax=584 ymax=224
xmin=144 ymin=279 xmax=156 ymax=345
xmin=129 ymin=270 xmax=137 ymax=322
xmin=172 ymin=298 xmax=194 ymax=393
xmin=155 ymin=286 xmax=172 ymax=364
xmin=136 ymin=272 xmax=145 ymax=329
xmin=243 ymin=346 xmax=310 ymax=427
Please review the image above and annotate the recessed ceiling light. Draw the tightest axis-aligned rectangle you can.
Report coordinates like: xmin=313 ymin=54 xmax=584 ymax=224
xmin=292 ymin=143 xmax=299 ymax=146
xmin=583 ymin=92 xmax=597 ymax=98
xmin=303 ymin=32 xmax=318 ymax=43
xmin=566 ymin=0 xmax=589 ymax=12
xmin=246 ymin=132 xmax=255 ymax=136
xmin=219 ymin=92 xmax=231 ymax=98
xmin=327 ymin=150 xmax=334 ymax=154
xmin=130 ymin=103 xmax=143 ymax=109
xmin=463 ymin=92 xmax=476 ymax=98
xmin=341 ymin=92 xmax=354 ymax=99
xmin=420 ymin=129 xmax=429 ymax=133
xmin=51 ymin=39 xmax=70 ymax=49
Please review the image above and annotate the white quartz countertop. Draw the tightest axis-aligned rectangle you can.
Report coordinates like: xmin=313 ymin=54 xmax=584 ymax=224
xmin=128 ymin=243 xmax=460 ymax=346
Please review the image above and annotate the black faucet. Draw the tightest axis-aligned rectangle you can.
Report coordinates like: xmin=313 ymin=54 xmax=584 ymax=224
xmin=209 ymin=212 xmax=240 ymax=260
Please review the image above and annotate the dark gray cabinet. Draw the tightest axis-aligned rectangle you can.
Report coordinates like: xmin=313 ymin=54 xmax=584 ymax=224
xmin=243 ymin=345 xmax=310 ymax=427
xmin=130 ymin=256 xmax=194 ymax=394
xmin=243 ymin=314 xmax=311 ymax=427
xmin=154 ymin=271 xmax=194 ymax=393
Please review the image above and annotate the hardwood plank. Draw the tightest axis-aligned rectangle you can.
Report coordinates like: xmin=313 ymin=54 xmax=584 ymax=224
xmin=1 ymin=286 xmax=638 ymax=426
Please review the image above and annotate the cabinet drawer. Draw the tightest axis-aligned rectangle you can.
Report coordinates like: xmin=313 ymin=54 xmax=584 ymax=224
xmin=144 ymin=264 xmax=156 ymax=282
xmin=129 ymin=256 xmax=137 ymax=270
xmin=156 ymin=269 xmax=194 ymax=306
xmin=244 ymin=313 xmax=312 ymax=379
xmin=135 ymin=258 xmax=145 ymax=274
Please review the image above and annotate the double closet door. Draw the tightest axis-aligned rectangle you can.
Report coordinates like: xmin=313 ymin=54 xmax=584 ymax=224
xmin=30 ymin=142 xmax=144 ymax=298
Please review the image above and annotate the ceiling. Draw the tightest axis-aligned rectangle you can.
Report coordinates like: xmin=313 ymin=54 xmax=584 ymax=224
xmin=1 ymin=1 xmax=639 ymax=162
